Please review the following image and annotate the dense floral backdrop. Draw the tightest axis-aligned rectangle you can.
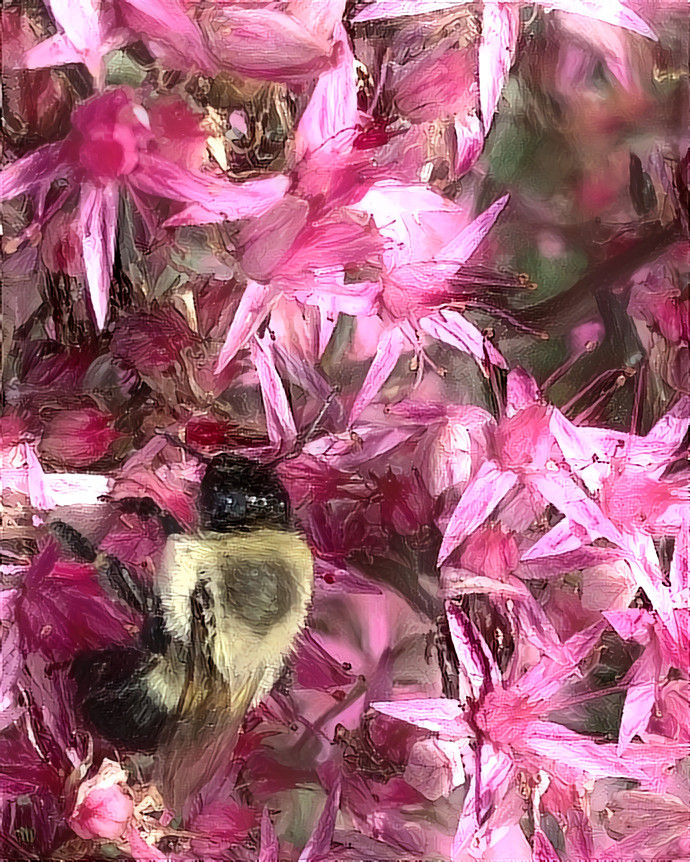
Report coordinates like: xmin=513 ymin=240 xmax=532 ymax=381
xmin=1 ymin=0 xmax=689 ymax=859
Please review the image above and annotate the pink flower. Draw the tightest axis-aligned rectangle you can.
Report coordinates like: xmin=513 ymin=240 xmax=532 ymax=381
xmin=20 ymin=0 xmax=216 ymax=83
xmin=38 ymin=406 xmax=121 ymax=468
xmin=16 ymin=542 xmax=136 ymax=661
xmin=69 ymin=760 xmax=134 ymax=841
xmin=1 ymin=88 xmax=288 ymax=329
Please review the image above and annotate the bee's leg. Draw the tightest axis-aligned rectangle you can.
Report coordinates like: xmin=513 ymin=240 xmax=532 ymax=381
xmin=49 ymin=520 xmax=97 ymax=563
xmin=49 ymin=521 xmax=148 ymax=615
xmin=115 ymin=496 xmax=182 ymax=536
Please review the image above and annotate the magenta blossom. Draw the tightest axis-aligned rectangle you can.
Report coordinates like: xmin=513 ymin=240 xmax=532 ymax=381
xmin=69 ymin=760 xmax=134 ymax=841
xmin=1 ymin=88 xmax=288 ymax=329
xmin=19 ymin=0 xmax=216 ymax=83
xmin=437 ymin=367 xmax=625 ymax=564
xmin=374 ymin=602 xmax=690 ymax=858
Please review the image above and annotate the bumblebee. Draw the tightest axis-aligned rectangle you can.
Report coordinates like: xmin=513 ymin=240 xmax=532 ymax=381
xmin=54 ymin=453 xmax=313 ymax=809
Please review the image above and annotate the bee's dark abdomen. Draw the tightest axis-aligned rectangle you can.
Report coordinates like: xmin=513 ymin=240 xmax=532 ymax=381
xmin=71 ymin=649 xmax=167 ymax=751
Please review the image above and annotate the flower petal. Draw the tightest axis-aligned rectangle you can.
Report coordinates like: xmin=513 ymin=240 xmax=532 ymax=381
xmin=135 ymin=155 xmax=289 ymax=223
xmin=215 ymin=281 xmax=277 ymax=374
xmin=0 ymin=142 xmax=66 ymax=202
xmin=353 ymin=0 xmax=471 ymax=22
xmin=372 ymin=698 xmax=467 ymax=736
xmin=435 ymin=195 xmax=510 ymax=264
xmin=420 ymin=308 xmax=506 ymax=368
xmin=479 ymin=5 xmax=519 ymax=133
xmin=259 ymin=808 xmax=280 ymax=862
xmin=348 ymin=325 xmax=408 ymax=424
xmin=438 ymin=462 xmax=519 ymax=564
xmin=446 ymin=601 xmax=500 ymax=699
xmin=79 ymin=181 xmax=118 ymax=330
xmin=298 ymin=780 xmax=341 ymax=862
xmin=251 ymin=334 xmax=298 ymax=448
xmin=294 ymin=25 xmax=359 ymax=162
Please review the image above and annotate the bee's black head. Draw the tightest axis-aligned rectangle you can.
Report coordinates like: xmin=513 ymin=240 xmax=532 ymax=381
xmin=198 ymin=454 xmax=290 ymax=532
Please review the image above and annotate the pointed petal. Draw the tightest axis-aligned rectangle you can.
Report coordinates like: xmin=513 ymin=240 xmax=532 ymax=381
xmin=121 ymin=0 xmax=215 ymax=73
xmin=215 ymin=281 xmax=276 ymax=374
xmin=549 ymin=408 xmax=624 ymax=492
xmin=135 ymin=155 xmax=289 ymax=222
xmin=446 ymin=601 xmax=500 ymax=698
xmin=20 ymin=33 xmax=86 ymax=69
xmin=294 ymin=26 xmax=359 ymax=162
xmin=435 ymin=195 xmax=510 ymax=264
xmin=520 ymin=518 xmax=585 ymax=561
xmin=538 ymin=0 xmax=657 ymax=41
xmin=259 ymin=808 xmax=280 ymax=862
xmin=530 ymin=470 xmax=625 ymax=547
xmin=298 ymin=780 xmax=341 ymax=862
xmin=251 ymin=334 xmax=297 ymax=448
xmin=353 ymin=0 xmax=471 ymax=22
xmin=79 ymin=181 xmax=118 ymax=330
xmin=479 ymin=4 xmax=519 ymax=132
xmin=372 ymin=698 xmax=467 ymax=736
xmin=0 ymin=142 xmax=66 ymax=202
xmin=618 ymin=679 xmax=655 ymax=755
xmin=420 ymin=309 xmax=506 ymax=368
xmin=669 ymin=516 xmax=689 ymax=597
xmin=438 ymin=462 xmax=518 ymax=564
xmin=506 ymin=366 xmax=541 ymax=415
xmin=525 ymin=720 xmax=686 ymax=782
xmin=44 ymin=0 xmax=102 ymax=54
xmin=348 ymin=326 xmax=408 ymax=424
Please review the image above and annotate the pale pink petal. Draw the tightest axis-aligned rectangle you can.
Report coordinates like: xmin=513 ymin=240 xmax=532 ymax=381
xmin=372 ymin=698 xmax=467 ymax=737
xmin=125 ymin=826 xmax=168 ymax=862
xmin=603 ymin=608 xmax=654 ymax=643
xmin=455 ymin=114 xmax=485 ymax=175
xmin=79 ymin=180 xmax=118 ymax=330
xmin=215 ymin=281 xmax=277 ymax=374
xmin=438 ymin=462 xmax=519 ymax=564
xmin=524 ymin=720 xmax=686 ymax=782
xmin=204 ymin=6 xmax=334 ymax=83
xmin=549 ymin=408 xmax=625 ymax=492
xmin=298 ymin=780 xmax=341 ymax=862
xmin=618 ymin=678 xmax=656 ymax=755
xmin=348 ymin=326 xmax=408 ymax=424
xmin=259 ymin=808 xmax=280 ymax=862
xmin=294 ymin=26 xmax=359 ymax=162
xmin=121 ymin=0 xmax=215 ymax=73
xmin=134 ymin=155 xmax=289 ymax=223
xmin=251 ymin=334 xmax=298 ymax=447
xmin=20 ymin=33 xmax=87 ymax=69
xmin=530 ymin=470 xmax=626 ymax=547
xmin=669 ymin=516 xmax=689 ymax=597
xmin=0 ymin=142 xmax=66 ymax=201
xmin=520 ymin=519 xmax=585 ymax=561
xmin=420 ymin=309 xmax=507 ymax=368
xmin=446 ymin=601 xmax=500 ymax=698
xmin=628 ymin=395 xmax=690 ymax=475
xmin=518 ymin=620 xmax=607 ymax=702
xmin=452 ymin=746 xmax=514 ymax=856
xmin=353 ymin=0 xmax=471 ymax=22
xmin=505 ymin=366 xmax=541 ymax=416
xmin=479 ymin=5 xmax=519 ymax=133
xmin=463 ymin=193 xmax=510 ymax=267
xmin=44 ymin=0 xmax=102 ymax=56
xmin=539 ymin=0 xmax=657 ymax=41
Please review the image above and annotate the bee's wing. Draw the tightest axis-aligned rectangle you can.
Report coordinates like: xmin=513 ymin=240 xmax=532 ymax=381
xmin=156 ymin=666 xmax=266 ymax=814
xmin=156 ymin=581 xmax=279 ymax=813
